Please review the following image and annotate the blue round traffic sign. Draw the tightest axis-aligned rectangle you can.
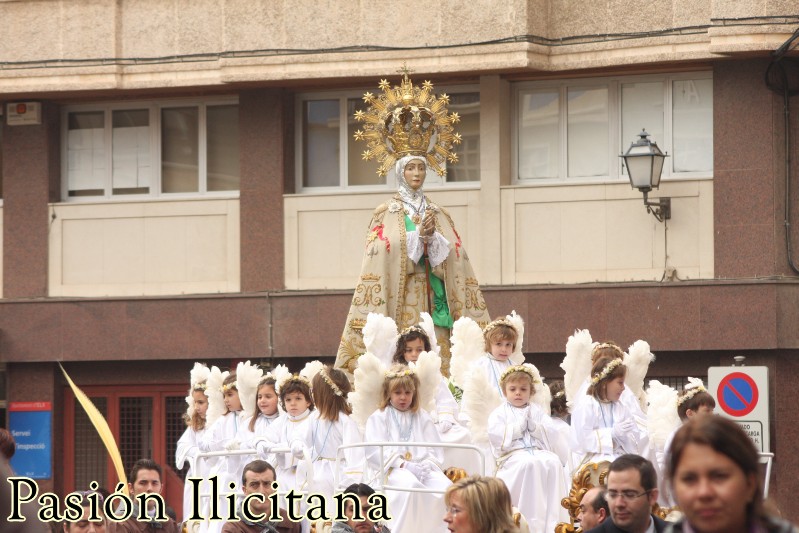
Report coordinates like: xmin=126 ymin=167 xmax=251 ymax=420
xmin=717 ymin=372 xmax=759 ymax=417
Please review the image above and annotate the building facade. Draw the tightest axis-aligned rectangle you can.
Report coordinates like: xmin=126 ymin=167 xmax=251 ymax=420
xmin=1 ymin=0 xmax=798 ymax=520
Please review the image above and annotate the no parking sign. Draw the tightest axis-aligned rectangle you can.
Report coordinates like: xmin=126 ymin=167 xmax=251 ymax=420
xmin=708 ymin=366 xmax=769 ymax=453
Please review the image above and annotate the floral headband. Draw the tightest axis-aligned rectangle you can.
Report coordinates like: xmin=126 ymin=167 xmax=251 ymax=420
xmin=279 ymin=374 xmax=311 ymax=390
xmin=677 ymin=382 xmax=708 ymax=406
xmin=482 ymin=318 xmax=516 ymax=336
xmin=385 ymin=367 xmax=416 ymax=379
xmin=220 ymin=382 xmax=237 ymax=393
xmin=591 ymin=358 xmax=624 ymax=385
xmin=591 ymin=342 xmax=624 ymax=359
xmin=193 ymin=382 xmax=208 ymax=391
xmin=400 ymin=324 xmax=428 ymax=338
xmin=319 ymin=368 xmax=344 ymax=397
xmin=553 ymin=390 xmax=565 ymax=399
xmin=499 ymin=365 xmax=540 ymax=386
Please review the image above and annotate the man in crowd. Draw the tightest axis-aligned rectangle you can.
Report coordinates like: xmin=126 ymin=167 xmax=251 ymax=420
xmin=578 ymin=486 xmax=609 ymax=530
xmin=331 ymin=483 xmax=390 ymax=533
xmin=108 ymin=459 xmax=179 ymax=533
xmin=221 ymin=459 xmax=299 ymax=533
xmin=585 ymin=454 xmax=667 ymax=533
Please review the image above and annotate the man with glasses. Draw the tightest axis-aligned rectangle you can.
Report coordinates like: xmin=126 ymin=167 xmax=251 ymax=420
xmin=584 ymin=454 xmax=667 ymax=533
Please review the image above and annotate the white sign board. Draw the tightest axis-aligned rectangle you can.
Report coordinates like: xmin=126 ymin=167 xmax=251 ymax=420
xmin=708 ymin=366 xmax=769 ymax=453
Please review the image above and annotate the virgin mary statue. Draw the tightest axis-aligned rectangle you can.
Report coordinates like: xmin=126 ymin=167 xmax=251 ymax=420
xmin=334 ymin=71 xmax=491 ymax=375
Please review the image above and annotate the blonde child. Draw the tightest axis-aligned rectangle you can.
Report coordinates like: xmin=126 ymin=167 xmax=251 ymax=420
xmin=570 ymin=356 xmax=648 ymax=467
xmin=364 ymin=364 xmax=451 ymax=533
xmin=238 ymin=375 xmax=280 ymax=466
xmin=198 ymin=370 xmax=246 ymax=533
xmin=474 ymin=319 xmax=519 ymax=394
xmin=176 ymin=363 xmax=210 ymax=524
xmin=487 ymin=365 xmax=568 ymax=532
xmin=293 ymin=366 xmax=364 ymax=518
xmin=392 ymin=325 xmax=477 ymax=472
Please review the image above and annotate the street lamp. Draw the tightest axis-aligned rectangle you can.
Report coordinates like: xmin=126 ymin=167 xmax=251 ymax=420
xmin=620 ymin=129 xmax=670 ymax=222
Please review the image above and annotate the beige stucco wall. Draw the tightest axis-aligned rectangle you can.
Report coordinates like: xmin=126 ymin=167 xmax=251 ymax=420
xmin=48 ymin=199 xmax=240 ymax=297
xmin=0 ymin=0 xmax=792 ymax=94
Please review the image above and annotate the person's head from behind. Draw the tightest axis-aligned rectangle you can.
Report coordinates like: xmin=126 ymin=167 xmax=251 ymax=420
xmin=393 ymin=326 xmax=431 ymax=364
xmin=590 ymin=341 xmax=624 ymax=365
xmin=587 ymin=356 xmax=626 ymax=402
xmin=443 ymin=475 xmax=518 ymax=533
xmin=311 ymin=366 xmax=351 ymax=421
xmin=499 ymin=366 xmax=537 ymax=408
xmin=62 ymin=492 xmax=105 ymax=533
xmin=241 ymin=460 xmax=277 ymax=516
xmin=379 ymin=365 xmax=420 ymax=413
xmin=0 ymin=428 xmax=16 ymax=461
xmin=483 ymin=320 xmax=518 ymax=361
xmin=549 ymin=379 xmax=568 ymax=419
xmin=606 ymin=454 xmax=658 ymax=533
xmin=340 ymin=483 xmax=379 ymax=533
xmin=279 ymin=376 xmax=314 ymax=416
xmin=128 ymin=459 xmax=163 ymax=512
xmin=577 ymin=486 xmax=609 ymax=530
xmin=221 ymin=372 xmax=242 ymax=413
xmin=668 ymin=415 xmax=762 ymax=533
xmin=677 ymin=380 xmax=715 ymax=421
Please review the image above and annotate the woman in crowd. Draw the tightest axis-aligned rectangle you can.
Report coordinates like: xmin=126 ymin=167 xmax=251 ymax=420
xmin=443 ymin=476 xmax=519 ymax=533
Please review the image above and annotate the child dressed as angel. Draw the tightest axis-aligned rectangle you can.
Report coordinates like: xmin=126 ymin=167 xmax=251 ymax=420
xmin=363 ymin=364 xmax=451 ymax=533
xmin=488 ymin=364 xmax=569 ymax=533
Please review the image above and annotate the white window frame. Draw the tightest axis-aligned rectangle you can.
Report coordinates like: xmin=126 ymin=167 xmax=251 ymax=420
xmin=294 ymin=84 xmax=481 ymax=194
xmin=512 ymin=71 xmax=713 ymax=185
xmin=61 ymin=97 xmax=240 ymax=202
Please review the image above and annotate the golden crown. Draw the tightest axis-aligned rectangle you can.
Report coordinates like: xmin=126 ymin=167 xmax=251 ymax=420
xmin=354 ymin=65 xmax=462 ymax=177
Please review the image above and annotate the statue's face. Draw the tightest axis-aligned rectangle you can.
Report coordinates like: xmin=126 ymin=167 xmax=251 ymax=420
xmin=404 ymin=159 xmax=426 ymax=190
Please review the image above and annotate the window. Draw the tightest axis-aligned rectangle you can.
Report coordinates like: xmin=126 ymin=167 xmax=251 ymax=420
xmin=515 ymin=73 xmax=712 ymax=182
xmin=63 ymin=99 xmax=239 ymax=200
xmin=296 ymin=87 xmax=481 ymax=191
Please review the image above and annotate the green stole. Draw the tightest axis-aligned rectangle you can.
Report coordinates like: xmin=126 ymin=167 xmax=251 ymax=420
xmin=405 ymin=215 xmax=454 ymax=329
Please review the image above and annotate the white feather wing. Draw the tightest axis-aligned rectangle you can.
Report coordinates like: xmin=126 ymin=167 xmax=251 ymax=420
xmin=507 ymin=311 xmax=526 ymax=365
xmin=237 ymin=360 xmax=264 ymax=420
xmin=624 ymin=340 xmax=655 ymax=409
xmin=362 ymin=313 xmax=399 ymax=367
xmin=561 ymin=329 xmax=595 ymax=409
xmin=526 ymin=364 xmax=551 ymax=415
xmin=190 ymin=362 xmax=211 ymax=389
xmin=205 ymin=366 xmax=227 ymax=428
xmin=646 ymin=380 xmax=680 ymax=448
xmin=300 ymin=360 xmax=325 ymax=383
xmin=419 ymin=312 xmax=440 ymax=355
xmin=350 ymin=352 xmax=386 ymax=431
xmin=412 ymin=351 xmax=442 ymax=416
xmin=449 ymin=317 xmax=486 ymax=388
xmin=461 ymin=369 xmax=502 ymax=445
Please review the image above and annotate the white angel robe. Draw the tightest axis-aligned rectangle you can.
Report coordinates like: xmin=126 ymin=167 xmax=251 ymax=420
xmin=237 ymin=412 xmax=279 ymax=467
xmin=474 ymin=355 xmax=514 ymax=395
xmin=365 ymin=406 xmax=451 ymax=533
xmin=432 ymin=377 xmax=480 ymax=474
xmin=260 ymin=409 xmax=314 ymax=493
xmin=294 ymin=410 xmax=365 ymax=517
xmin=198 ymin=410 xmax=248 ymax=533
xmin=176 ymin=426 xmax=209 ymax=524
xmin=570 ymin=396 xmax=649 ymax=470
xmin=488 ymin=402 xmax=569 ymax=533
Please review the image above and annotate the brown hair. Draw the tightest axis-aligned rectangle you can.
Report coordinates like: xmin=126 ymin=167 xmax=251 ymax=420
xmin=312 ymin=367 xmax=352 ymax=421
xmin=677 ymin=390 xmax=716 ymax=421
xmin=393 ymin=328 xmax=431 ymax=364
xmin=590 ymin=341 xmax=624 ymax=365
xmin=279 ymin=377 xmax=314 ymax=412
xmin=484 ymin=324 xmax=518 ymax=353
xmin=549 ymin=380 xmax=568 ymax=419
xmin=445 ymin=476 xmax=519 ymax=533
xmin=668 ymin=415 xmax=768 ymax=528
xmin=586 ymin=356 xmax=626 ymax=400
xmin=378 ymin=365 xmax=420 ymax=413
xmin=500 ymin=368 xmax=536 ymax=397
xmin=0 ymin=428 xmax=16 ymax=461
xmin=221 ymin=371 xmax=238 ymax=415
xmin=248 ymin=376 xmax=277 ymax=432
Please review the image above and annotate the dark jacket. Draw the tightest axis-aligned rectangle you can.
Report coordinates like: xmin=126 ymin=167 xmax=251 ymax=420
xmin=585 ymin=514 xmax=668 ymax=533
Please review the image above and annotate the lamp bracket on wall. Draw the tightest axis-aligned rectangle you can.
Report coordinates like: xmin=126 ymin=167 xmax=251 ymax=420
xmin=642 ymin=190 xmax=671 ymax=222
